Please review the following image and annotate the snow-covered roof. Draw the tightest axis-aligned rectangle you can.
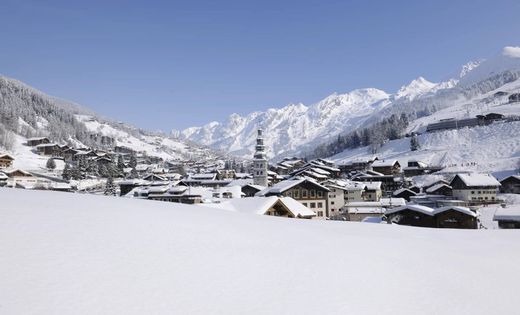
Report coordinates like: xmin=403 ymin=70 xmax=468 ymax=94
xmin=493 ymin=206 xmax=520 ymax=222
xmin=0 ymin=172 xmax=8 ymax=180
xmin=348 ymin=207 xmax=384 ymax=214
xmin=372 ymin=160 xmax=399 ymax=167
xmin=0 ymin=153 xmax=14 ymax=160
xmin=364 ymin=182 xmax=382 ymax=190
xmin=189 ymin=173 xmax=217 ymax=180
xmin=500 ymin=175 xmax=520 ymax=182
xmin=201 ymin=196 xmax=316 ymax=218
xmin=451 ymin=173 xmax=501 ymax=187
xmin=393 ymin=188 xmax=417 ymax=196
xmin=36 ymin=143 xmax=59 ymax=148
xmin=434 ymin=206 xmax=478 ymax=218
xmin=425 ymin=183 xmax=452 ymax=193
xmin=385 ymin=204 xmax=435 ymax=216
xmin=256 ymin=177 xmax=329 ymax=196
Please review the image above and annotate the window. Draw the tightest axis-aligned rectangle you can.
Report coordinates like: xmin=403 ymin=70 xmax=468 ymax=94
xmin=302 ymin=203 xmax=307 ymax=207
xmin=294 ymin=190 xmax=299 ymax=198
xmin=317 ymin=211 xmax=323 ymax=217
xmin=331 ymin=201 xmax=335 ymax=205
xmin=471 ymin=191 xmax=475 ymax=194
xmin=317 ymin=202 xmax=323 ymax=208
xmin=317 ymin=191 xmax=323 ymax=198
xmin=310 ymin=202 xmax=316 ymax=208
xmin=310 ymin=190 xmax=316 ymax=198
xmin=302 ymin=190 xmax=308 ymax=198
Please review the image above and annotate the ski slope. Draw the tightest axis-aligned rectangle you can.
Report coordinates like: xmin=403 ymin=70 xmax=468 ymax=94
xmin=1 ymin=188 xmax=519 ymax=314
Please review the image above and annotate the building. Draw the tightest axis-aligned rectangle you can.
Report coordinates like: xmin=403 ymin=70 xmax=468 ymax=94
xmin=499 ymin=175 xmax=520 ymax=194
xmin=256 ymin=177 xmax=330 ymax=219
xmin=494 ymin=206 xmax=520 ymax=229
xmin=344 ymin=198 xmax=406 ymax=222
xmin=0 ymin=153 xmax=14 ymax=169
xmin=385 ymin=205 xmax=479 ymax=229
xmin=449 ymin=173 xmax=501 ymax=203
xmin=392 ymin=188 xmax=417 ymax=201
xmin=403 ymin=160 xmax=444 ymax=177
xmin=201 ymin=196 xmax=316 ymax=219
xmin=371 ymin=160 xmax=401 ymax=175
xmin=36 ymin=143 xmax=61 ymax=156
xmin=26 ymin=137 xmax=50 ymax=147
xmin=252 ymin=129 xmax=268 ymax=187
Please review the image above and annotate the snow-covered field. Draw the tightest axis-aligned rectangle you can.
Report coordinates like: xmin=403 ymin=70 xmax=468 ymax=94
xmin=1 ymin=188 xmax=519 ymax=314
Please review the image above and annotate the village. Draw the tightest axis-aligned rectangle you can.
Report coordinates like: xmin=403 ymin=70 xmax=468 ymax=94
xmin=1 ymin=127 xmax=519 ymax=230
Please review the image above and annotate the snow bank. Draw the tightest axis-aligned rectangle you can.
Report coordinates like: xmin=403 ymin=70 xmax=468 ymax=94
xmin=1 ymin=189 xmax=520 ymax=314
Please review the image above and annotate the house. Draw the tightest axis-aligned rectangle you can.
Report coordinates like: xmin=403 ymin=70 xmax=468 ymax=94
xmin=371 ymin=160 xmax=401 ymax=175
xmin=403 ymin=160 xmax=444 ymax=177
xmin=241 ymin=184 xmax=266 ymax=197
xmin=26 ymin=137 xmax=50 ymax=146
xmin=201 ymin=196 xmax=316 ymax=219
xmin=392 ymin=188 xmax=417 ymax=201
xmin=4 ymin=169 xmax=39 ymax=188
xmin=36 ymin=143 xmax=61 ymax=156
xmin=493 ymin=206 xmax=520 ymax=229
xmin=499 ymin=175 xmax=520 ymax=194
xmin=256 ymin=177 xmax=330 ymax=219
xmin=339 ymin=156 xmax=378 ymax=173
xmin=384 ymin=205 xmax=479 ymax=229
xmin=363 ymin=182 xmax=382 ymax=201
xmin=449 ymin=173 xmax=501 ymax=203
xmin=425 ymin=183 xmax=452 ymax=196
xmin=0 ymin=153 xmax=14 ymax=169
xmin=344 ymin=198 xmax=406 ymax=222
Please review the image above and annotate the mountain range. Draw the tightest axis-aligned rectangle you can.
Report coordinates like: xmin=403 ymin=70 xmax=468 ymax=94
xmin=176 ymin=46 xmax=520 ymax=161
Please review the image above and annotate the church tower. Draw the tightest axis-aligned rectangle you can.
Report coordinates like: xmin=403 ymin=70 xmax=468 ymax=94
xmin=253 ymin=129 xmax=268 ymax=187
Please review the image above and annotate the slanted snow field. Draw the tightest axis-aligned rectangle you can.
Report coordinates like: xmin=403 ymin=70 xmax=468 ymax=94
xmin=1 ymin=188 xmax=519 ymax=314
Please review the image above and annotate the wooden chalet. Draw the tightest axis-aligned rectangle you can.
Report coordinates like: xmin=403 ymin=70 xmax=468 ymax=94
xmin=385 ymin=205 xmax=478 ymax=229
xmin=0 ymin=153 xmax=14 ymax=169
xmin=499 ymin=175 xmax=520 ymax=194
xmin=371 ymin=160 xmax=401 ymax=175
xmin=26 ymin=137 xmax=50 ymax=147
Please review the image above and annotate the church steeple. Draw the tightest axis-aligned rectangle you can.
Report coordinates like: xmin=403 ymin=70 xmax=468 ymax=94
xmin=253 ymin=129 xmax=268 ymax=187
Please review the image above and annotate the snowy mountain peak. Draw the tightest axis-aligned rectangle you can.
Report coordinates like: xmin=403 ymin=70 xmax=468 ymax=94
xmin=394 ymin=77 xmax=437 ymax=101
xmin=459 ymin=60 xmax=483 ymax=78
xmin=458 ymin=46 xmax=520 ymax=87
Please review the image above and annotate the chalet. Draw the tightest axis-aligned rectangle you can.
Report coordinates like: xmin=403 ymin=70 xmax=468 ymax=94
xmin=0 ymin=153 xmax=14 ymax=169
xmin=201 ymin=196 xmax=316 ymax=219
xmin=241 ymin=184 xmax=265 ymax=197
xmin=344 ymin=198 xmax=406 ymax=222
xmin=425 ymin=183 xmax=452 ymax=196
xmin=143 ymin=174 xmax=168 ymax=182
xmin=140 ymin=186 xmax=203 ymax=204
xmin=403 ymin=160 xmax=444 ymax=177
xmin=371 ymin=160 xmax=401 ymax=175
xmin=0 ymin=172 xmax=8 ymax=186
xmin=363 ymin=182 xmax=382 ymax=201
xmin=118 ymin=179 xmax=150 ymax=196
xmin=384 ymin=205 xmax=478 ymax=229
xmin=26 ymin=137 xmax=50 ymax=147
xmin=339 ymin=156 xmax=378 ymax=173
xmin=493 ymin=206 xmax=520 ymax=229
xmin=408 ymin=185 xmax=421 ymax=194
xmin=95 ymin=156 xmax=113 ymax=166
xmin=423 ymin=179 xmax=450 ymax=192
xmin=499 ymin=175 xmax=520 ymax=194
xmin=352 ymin=174 xmax=409 ymax=194
xmin=449 ymin=173 xmax=500 ymax=203
xmin=3 ymin=169 xmax=39 ymax=188
xmin=392 ymin=188 xmax=417 ymax=201
xmin=256 ymin=177 xmax=330 ymax=219
xmin=36 ymin=143 xmax=61 ymax=156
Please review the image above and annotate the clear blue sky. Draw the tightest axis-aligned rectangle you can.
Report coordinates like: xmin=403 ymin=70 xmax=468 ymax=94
xmin=1 ymin=0 xmax=519 ymax=131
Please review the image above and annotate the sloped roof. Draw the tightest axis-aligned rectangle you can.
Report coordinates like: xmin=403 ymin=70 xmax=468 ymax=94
xmin=385 ymin=204 xmax=436 ymax=216
xmin=494 ymin=206 xmax=520 ymax=222
xmin=451 ymin=173 xmax=501 ymax=187
xmin=434 ymin=206 xmax=478 ymax=217
xmin=425 ymin=183 xmax=452 ymax=193
xmin=201 ymin=196 xmax=316 ymax=218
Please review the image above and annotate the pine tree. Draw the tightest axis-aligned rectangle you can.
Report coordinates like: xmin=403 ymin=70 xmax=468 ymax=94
xmin=410 ymin=133 xmax=420 ymax=151
xmin=104 ymin=175 xmax=116 ymax=196
xmin=62 ymin=163 xmax=71 ymax=180
xmin=46 ymin=158 xmax=56 ymax=170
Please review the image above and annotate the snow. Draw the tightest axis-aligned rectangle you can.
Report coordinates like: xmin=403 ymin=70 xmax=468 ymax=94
xmin=453 ymin=173 xmax=501 ymax=187
xmin=1 ymin=189 xmax=520 ymax=314
xmin=493 ymin=204 xmax=520 ymax=222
